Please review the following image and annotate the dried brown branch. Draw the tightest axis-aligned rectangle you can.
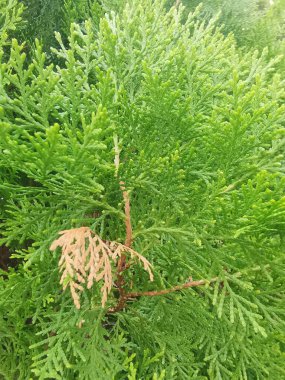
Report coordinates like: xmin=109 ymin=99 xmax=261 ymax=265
xmin=126 ymin=277 xmax=218 ymax=298
xmin=107 ymin=276 xmax=219 ymax=313
xmin=50 ymin=227 xmax=153 ymax=309
xmin=109 ymin=264 xmax=270 ymax=312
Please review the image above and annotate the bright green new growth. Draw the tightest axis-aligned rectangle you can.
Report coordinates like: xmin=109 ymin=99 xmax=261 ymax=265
xmin=0 ymin=0 xmax=285 ymax=379
xmin=0 ymin=0 xmax=23 ymax=47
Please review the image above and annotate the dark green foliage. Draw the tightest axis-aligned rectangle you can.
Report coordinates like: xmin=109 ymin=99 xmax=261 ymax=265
xmin=17 ymin=0 xmax=126 ymax=54
xmin=0 ymin=0 xmax=285 ymax=379
xmin=19 ymin=0 xmax=64 ymax=52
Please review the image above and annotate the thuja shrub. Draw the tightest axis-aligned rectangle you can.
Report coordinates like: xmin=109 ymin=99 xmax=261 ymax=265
xmin=0 ymin=1 xmax=285 ymax=379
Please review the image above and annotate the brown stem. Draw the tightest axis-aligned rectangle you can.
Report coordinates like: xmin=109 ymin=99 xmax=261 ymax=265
xmin=109 ymin=292 xmax=127 ymax=314
xmin=108 ymin=262 xmax=272 ymax=313
xmin=111 ymin=264 xmax=268 ymax=310
xmin=112 ymin=135 xmax=133 ymax=312
xmin=120 ymin=181 xmax=132 ymax=248
xmin=126 ymin=277 xmax=218 ymax=298
xmin=108 ymin=276 xmax=219 ymax=313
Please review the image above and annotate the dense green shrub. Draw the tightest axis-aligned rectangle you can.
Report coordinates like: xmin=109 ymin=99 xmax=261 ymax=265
xmin=0 ymin=0 xmax=285 ymax=379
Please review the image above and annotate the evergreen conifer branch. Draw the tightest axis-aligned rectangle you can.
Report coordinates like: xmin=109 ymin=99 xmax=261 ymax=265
xmin=1 ymin=1 xmax=285 ymax=378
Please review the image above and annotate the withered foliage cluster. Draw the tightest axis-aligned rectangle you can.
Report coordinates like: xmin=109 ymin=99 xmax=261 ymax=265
xmin=50 ymin=227 xmax=153 ymax=309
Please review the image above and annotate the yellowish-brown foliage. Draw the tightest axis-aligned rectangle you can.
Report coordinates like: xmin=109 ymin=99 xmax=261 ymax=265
xmin=50 ymin=227 xmax=153 ymax=309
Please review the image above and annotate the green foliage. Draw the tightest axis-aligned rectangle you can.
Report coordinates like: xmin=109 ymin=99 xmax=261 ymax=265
xmin=0 ymin=0 xmax=23 ymax=47
xmin=172 ymin=0 xmax=265 ymax=44
xmin=173 ymin=0 xmax=285 ymax=69
xmin=249 ymin=0 xmax=285 ymax=70
xmin=19 ymin=0 xmax=64 ymax=52
xmin=0 ymin=0 xmax=285 ymax=379
xmin=17 ymin=0 xmax=126 ymax=54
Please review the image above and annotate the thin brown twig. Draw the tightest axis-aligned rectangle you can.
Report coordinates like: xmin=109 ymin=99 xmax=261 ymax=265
xmin=126 ymin=277 xmax=219 ymax=298
xmin=108 ymin=263 xmax=271 ymax=313
xmin=120 ymin=181 xmax=132 ymax=248
xmin=124 ymin=263 xmax=270 ymax=300
xmin=112 ymin=135 xmax=133 ymax=312
xmin=108 ymin=276 xmax=219 ymax=313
